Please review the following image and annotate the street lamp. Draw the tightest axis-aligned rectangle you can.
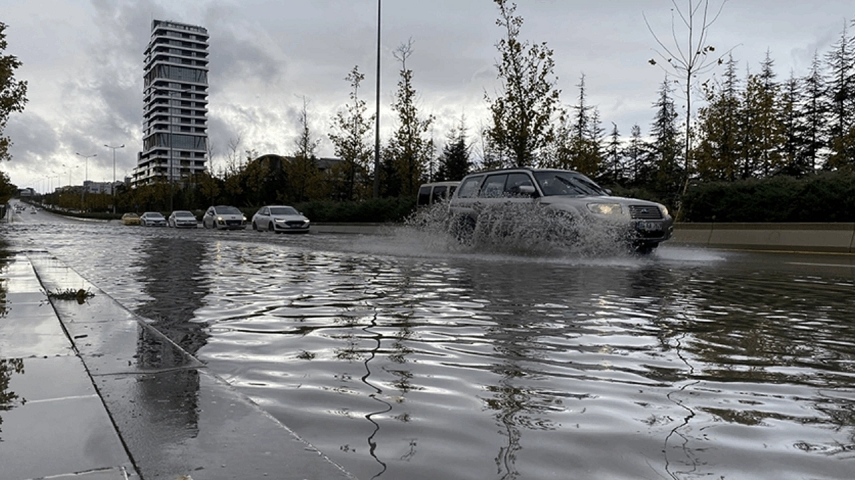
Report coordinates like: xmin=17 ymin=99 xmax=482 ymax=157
xmin=104 ymin=144 xmax=124 ymax=214
xmin=373 ymin=0 xmax=382 ymax=198
xmin=75 ymin=152 xmax=96 ymax=211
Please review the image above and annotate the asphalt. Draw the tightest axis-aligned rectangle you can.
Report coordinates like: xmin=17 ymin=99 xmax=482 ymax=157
xmin=0 ymin=250 xmax=356 ymax=480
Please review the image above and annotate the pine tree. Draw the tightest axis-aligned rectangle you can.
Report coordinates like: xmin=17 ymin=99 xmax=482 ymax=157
xmin=695 ymin=55 xmax=740 ymax=181
xmin=778 ymin=71 xmax=807 ymax=175
xmin=625 ymin=124 xmax=651 ymax=185
xmin=801 ymin=52 xmax=828 ymax=172
xmin=435 ymin=117 xmax=471 ymax=182
xmin=650 ymin=77 xmax=682 ymax=205
xmin=825 ymin=21 xmax=855 ymax=171
xmin=604 ymin=123 xmax=622 ymax=184
xmin=567 ymin=73 xmax=602 ymax=176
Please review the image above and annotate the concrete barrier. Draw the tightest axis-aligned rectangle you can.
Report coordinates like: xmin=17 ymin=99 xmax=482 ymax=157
xmin=672 ymin=223 xmax=855 ymax=253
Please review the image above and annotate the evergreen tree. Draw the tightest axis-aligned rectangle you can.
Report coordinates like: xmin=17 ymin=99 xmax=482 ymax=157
xmin=695 ymin=55 xmax=741 ymax=181
xmin=825 ymin=21 xmax=855 ymax=171
xmin=649 ymin=77 xmax=683 ymax=205
xmin=801 ymin=52 xmax=828 ymax=172
xmin=386 ymin=40 xmax=433 ymax=196
xmin=754 ymin=52 xmax=785 ymax=176
xmin=625 ymin=124 xmax=651 ymax=185
xmin=778 ymin=71 xmax=807 ymax=175
xmin=604 ymin=123 xmax=622 ymax=184
xmin=485 ymin=0 xmax=561 ymax=167
xmin=567 ymin=73 xmax=602 ymax=176
xmin=435 ymin=117 xmax=471 ymax=182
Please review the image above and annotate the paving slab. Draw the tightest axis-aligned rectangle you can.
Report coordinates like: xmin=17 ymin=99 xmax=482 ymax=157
xmin=26 ymin=251 xmax=357 ymax=480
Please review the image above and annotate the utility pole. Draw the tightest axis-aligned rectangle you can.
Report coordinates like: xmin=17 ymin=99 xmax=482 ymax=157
xmin=104 ymin=144 xmax=124 ymax=214
xmin=373 ymin=0 xmax=381 ymax=198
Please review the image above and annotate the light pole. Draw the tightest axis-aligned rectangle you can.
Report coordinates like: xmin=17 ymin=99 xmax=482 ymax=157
xmin=104 ymin=144 xmax=124 ymax=214
xmin=75 ymin=152 xmax=96 ymax=211
xmin=373 ymin=0 xmax=382 ymax=198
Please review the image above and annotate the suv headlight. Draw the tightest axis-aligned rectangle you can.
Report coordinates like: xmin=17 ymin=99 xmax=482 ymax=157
xmin=587 ymin=203 xmax=624 ymax=216
xmin=659 ymin=205 xmax=669 ymax=217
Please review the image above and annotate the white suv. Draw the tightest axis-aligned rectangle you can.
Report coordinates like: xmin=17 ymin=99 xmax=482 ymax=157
xmin=447 ymin=168 xmax=673 ymax=253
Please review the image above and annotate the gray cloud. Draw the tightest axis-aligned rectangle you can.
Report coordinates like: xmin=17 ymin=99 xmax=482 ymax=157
xmin=3 ymin=0 xmax=853 ymax=190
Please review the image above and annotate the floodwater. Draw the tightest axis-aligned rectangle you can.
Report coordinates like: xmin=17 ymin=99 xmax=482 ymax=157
xmin=3 ymin=207 xmax=855 ymax=479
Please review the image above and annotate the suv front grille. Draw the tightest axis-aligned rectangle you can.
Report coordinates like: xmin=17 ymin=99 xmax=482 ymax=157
xmin=629 ymin=205 xmax=663 ymax=219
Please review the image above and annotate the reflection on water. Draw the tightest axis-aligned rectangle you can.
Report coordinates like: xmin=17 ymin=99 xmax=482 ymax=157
xmin=0 ymin=238 xmax=24 ymax=440
xmin=4 ymin=221 xmax=855 ymax=479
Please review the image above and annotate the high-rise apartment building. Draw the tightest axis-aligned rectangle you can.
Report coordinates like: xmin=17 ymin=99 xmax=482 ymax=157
xmin=134 ymin=19 xmax=209 ymax=185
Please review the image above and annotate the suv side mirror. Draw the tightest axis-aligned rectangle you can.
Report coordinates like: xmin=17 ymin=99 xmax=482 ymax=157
xmin=518 ymin=185 xmax=536 ymax=197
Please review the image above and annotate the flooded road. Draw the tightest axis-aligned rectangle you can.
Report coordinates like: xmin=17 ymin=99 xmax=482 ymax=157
xmin=3 ymin=204 xmax=855 ymax=479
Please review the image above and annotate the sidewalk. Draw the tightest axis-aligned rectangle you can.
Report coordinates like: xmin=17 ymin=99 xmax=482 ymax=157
xmin=0 ymin=251 xmax=356 ymax=480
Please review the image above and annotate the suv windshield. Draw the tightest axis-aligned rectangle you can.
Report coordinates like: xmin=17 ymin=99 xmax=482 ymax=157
xmin=533 ymin=171 xmax=608 ymax=197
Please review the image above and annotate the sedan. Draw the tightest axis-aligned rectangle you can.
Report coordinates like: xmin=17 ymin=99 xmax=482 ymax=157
xmin=202 ymin=205 xmax=247 ymax=230
xmin=121 ymin=212 xmax=140 ymax=225
xmin=251 ymin=205 xmax=310 ymax=233
xmin=139 ymin=211 xmax=167 ymax=227
xmin=168 ymin=210 xmax=198 ymax=228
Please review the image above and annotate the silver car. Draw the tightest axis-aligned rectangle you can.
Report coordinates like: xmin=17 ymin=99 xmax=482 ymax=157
xmin=202 ymin=205 xmax=247 ymax=230
xmin=251 ymin=205 xmax=310 ymax=233
xmin=448 ymin=168 xmax=673 ymax=253
xmin=168 ymin=210 xmax=198 ymax=228
xmin=139 ymin=211 xmax=167 ymax=227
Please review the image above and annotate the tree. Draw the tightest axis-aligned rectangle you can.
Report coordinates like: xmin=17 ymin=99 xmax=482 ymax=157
xmin=385 ymin=40 xmax=433 ymax=197
xmin=778 ymin=71 xmax=806 ymax=175
xmin=435 ymin=116 xmax=471 ymax=182
xmin=329 ymin=66 xmax=374 ymax=201
xmin=695 ymin=55 xmax=740 ymax=181
xmin=645 ymin=0 xmax=731 ymax=209
xmin=285 ymin=97 xmax=323 ymax=203
xmin=801 ymin=52 xmax=828 ymax=172
xmin=604 ymin=123 xmax=622 ymax=184
xmin=565 ymin=73 xmax=602 ymax=176
xmin=650 ymin=77 xmax=683 ymax=206
xmin=485 ymin=0 xmax=561 ymax=167
xmin=0 ymin=22 xmax=28 ymax=163
xmin=625 ymin=124 xmax=651 ymax=184
xmin=824 ymin=21 xmax=855 ymax=171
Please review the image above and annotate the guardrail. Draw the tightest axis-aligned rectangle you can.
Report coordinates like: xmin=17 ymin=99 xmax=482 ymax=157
xmin=672 ymin=223 xmax=855 ymax=253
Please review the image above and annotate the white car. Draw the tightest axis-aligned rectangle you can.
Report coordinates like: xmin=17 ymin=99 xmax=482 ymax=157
xmin=168 ymin=210 xmax=198 ymax=228
xmin=251 ymin=205 xmax=310 ymax=234
xmin=202 ymin=205 xmax=247 ymax=230
xmin=139 ymin=211 xmax=167 ymax=227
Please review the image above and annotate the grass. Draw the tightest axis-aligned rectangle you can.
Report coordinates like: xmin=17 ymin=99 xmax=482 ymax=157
xmin=47 ymin=288 xmax=95 ymax=302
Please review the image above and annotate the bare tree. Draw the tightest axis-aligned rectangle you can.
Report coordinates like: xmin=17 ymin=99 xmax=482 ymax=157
xmin=644 ymin=0 xmax=734 ymax=212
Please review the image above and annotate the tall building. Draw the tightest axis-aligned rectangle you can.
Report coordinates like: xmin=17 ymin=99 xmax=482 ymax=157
xmin=134 ymin=19 xmax=209 ymax=186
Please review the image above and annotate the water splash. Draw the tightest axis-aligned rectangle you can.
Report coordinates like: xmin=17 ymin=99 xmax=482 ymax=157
xmin=402 ymin=202 xmax=635 ymax=258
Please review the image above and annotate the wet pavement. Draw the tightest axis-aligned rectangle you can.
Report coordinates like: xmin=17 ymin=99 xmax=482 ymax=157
xmin=4 ymin=203 xmax=855 ymax=480
xmin=0 ymin=249 xmax=355 ymax=480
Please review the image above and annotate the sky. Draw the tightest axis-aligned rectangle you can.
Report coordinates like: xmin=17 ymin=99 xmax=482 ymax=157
xmin=3 ymin=0 xmax=852 ymax=192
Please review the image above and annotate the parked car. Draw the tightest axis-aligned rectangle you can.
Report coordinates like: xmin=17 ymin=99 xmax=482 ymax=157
xmin=139 ymin=211 xmax=167 ymax=227
xmin=121 ymin=212 xmax=140 ymax=225
xmin=251 ymin=205 xmax=310 ymax=233
xmin=448 ymin=168 xmax=673 ymax=253
xmin=417 ymin=181 xmax=460 ymax=207
xmin=202 ymin=205 xmax=247 ymax=230
xmin=168 ymin=210 xmax=198 ymax=228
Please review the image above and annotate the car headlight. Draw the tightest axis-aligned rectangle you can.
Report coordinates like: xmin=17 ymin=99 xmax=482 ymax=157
xmin=217 ymin=216 xmax=223 ymax=222
xmin=659 ymin=205 xmax=669 ymax=217
xmin=242 ymin=216 xmax=247 ymax=222
xmin=274 ymin=218 xmax=287 ymax=223
xmin=587 ymin=203 xmax=624 ymax=216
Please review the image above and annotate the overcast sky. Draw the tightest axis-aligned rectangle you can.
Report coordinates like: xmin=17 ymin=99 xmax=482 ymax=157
xmin=3 ymin=0 xmax=852 ymax=191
